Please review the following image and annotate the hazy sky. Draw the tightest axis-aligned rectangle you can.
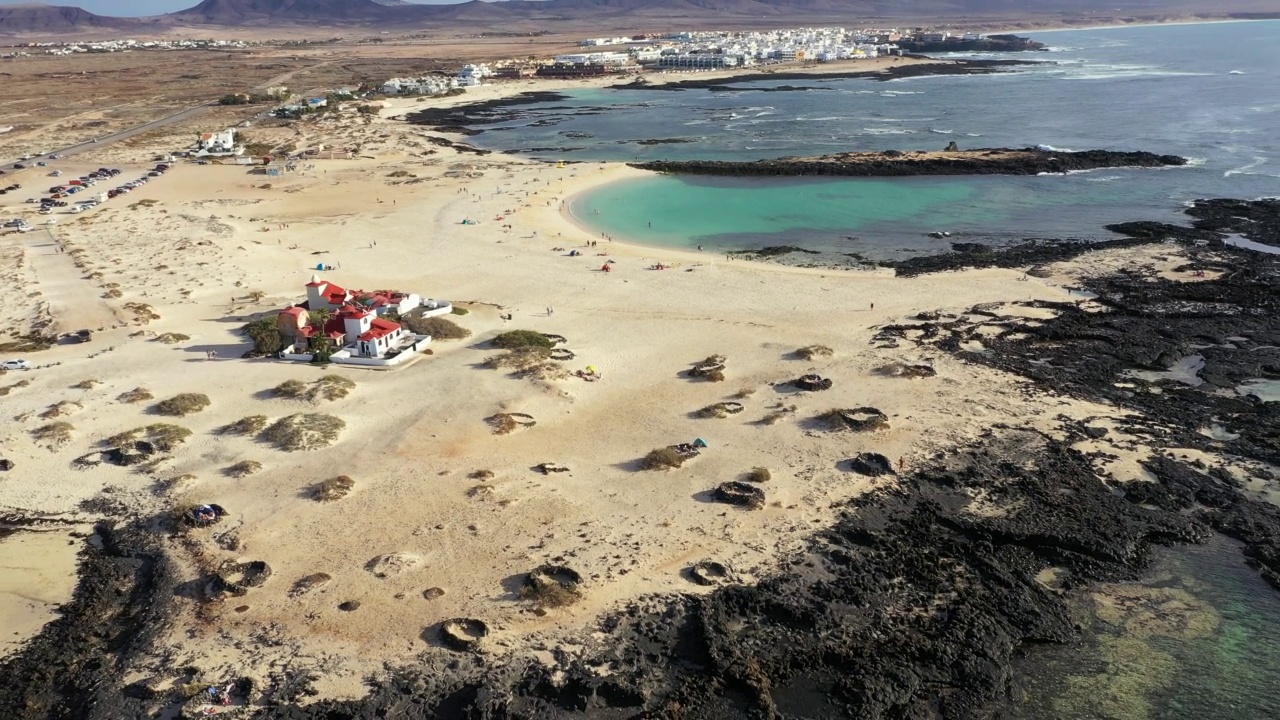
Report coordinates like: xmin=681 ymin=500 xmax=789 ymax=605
xmin=0 ymin=0 xmax=464 ymax=16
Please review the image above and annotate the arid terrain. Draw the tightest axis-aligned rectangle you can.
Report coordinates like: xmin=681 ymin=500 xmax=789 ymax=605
xmin=0 ymin=55 xmax=1104 ymax=699
xmin=2 ymin=19 xmax=1279 ymax=717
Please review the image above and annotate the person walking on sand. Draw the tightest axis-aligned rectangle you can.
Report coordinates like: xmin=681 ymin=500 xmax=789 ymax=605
xmin=898 ymin=456 xmax=904 ymax=473
xmin=546 ymin=306 xmax=554 ymax=317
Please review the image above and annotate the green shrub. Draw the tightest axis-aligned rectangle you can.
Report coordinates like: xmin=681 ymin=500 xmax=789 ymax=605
xmin=243 ymin=317 xmax=283 ymax=354
xmin=492 ymin=330 xmax=554 ymax=350
xmin=402 ymin=315 xmax=470 ymax=340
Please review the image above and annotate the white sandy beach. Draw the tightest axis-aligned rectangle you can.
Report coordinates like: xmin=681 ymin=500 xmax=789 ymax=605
xmin=0 ymin=66 xmax=1214 ymax=697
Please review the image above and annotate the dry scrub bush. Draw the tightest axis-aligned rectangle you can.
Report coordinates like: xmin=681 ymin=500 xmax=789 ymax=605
xmin=744 ymin=467 xmax=772 ymax=483
xmin=312 ymin=375 xmax=355 ymax=401
xmin=261 ymin=413 xmax=345 ymax=451
xmin=488 ymin=414 xmax=518 ymax=435
xmin=0 ymin=379 xmax=32 ymax=397
xmin=219 ymin=415 xmax=269 ymax=436
xmin=40 ymin=401 xmax=82 ymax=419
xmin=523 ymin=362 xmax=569 ymax=382
xmin=32 ymin=422 xmax=74 ymax=447
xmin=760 ymin=405 xmax=797 ymax=425
xmin=117 ymin=387 xmax=154 ymax=404
xmin=155 ymin=333 xmax=190 ymax=344
xmin=108 ymin=424 xmax=192 ymax=452
xmin=642 ymin=447 xmax=686 ymax=471
xmin=706 ymin=369 xmax=726 ymax=383
xmin=315 ymin=475 xmax=355 ymax=501
xmin=155 ymin=393 xmax=211 ymax=417
xmin=485 ymin=347 xmax=550 ymax=371
xmin=273 ymin=376 xmax=355 ymax=402
xmin=226 ymin=460 xmax=263 ymax=478
xmin=796 ymin=345 xmax=834 ymax=360
xmin=519 ymin=583 xmax=581 ymax=608
xmin=402 ymin=315 xmax=471 ymax=340
xmin=71 ymin=378 xmax=101 ymax=390
xmin=273 ymin=379 xmax=307 ymax=399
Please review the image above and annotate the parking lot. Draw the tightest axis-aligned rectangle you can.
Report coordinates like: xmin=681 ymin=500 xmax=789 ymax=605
xmin=0 ymin=157 xmax=173 ymax=232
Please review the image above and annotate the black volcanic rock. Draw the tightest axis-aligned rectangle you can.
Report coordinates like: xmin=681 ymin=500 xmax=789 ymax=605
xmin=633 ymin=148 xmax=1187 ymax=178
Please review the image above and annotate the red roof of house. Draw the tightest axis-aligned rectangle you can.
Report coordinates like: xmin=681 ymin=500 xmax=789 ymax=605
xmin=308 ymin=280 xmax=349 ymax=304
xmin=358 ymin=318 xmax=401 ymax=342
xmin=335 ymin=304 xmax=371 ymax=320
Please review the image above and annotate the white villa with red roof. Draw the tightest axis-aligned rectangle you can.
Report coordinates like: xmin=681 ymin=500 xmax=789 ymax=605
xmin=275 ymin=276 xmax=453 ymax=366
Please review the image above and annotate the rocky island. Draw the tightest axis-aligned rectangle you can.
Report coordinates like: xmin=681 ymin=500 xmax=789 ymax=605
xmin=632 ymin=147 xmax=1188 ymax=178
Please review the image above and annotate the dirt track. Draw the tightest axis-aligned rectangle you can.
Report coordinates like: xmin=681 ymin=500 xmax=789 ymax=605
xmin=27 ymin=228 xmax=118 ymax=333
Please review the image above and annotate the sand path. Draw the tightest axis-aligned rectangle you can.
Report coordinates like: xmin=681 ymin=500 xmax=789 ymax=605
xmin=26 ymin=228 xmax=119 ymax=333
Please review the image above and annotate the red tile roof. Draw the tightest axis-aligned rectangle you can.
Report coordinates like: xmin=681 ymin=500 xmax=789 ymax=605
xmin=358 ymin=318 xmax=401 ymax=342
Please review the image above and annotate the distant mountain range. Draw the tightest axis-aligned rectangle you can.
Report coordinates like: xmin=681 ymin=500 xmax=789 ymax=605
xmin=0 ymin=4 xmax=133 ymax=33
xmin=0 ymin=0 xmax=1276 ymax=34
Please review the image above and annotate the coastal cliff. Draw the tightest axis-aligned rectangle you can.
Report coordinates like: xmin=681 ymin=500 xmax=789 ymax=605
xmin=631 ymin=148 xmax=1187 ymax=177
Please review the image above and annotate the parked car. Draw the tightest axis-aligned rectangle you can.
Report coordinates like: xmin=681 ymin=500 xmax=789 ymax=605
xmin=1 ymin=359 xmax=32 ymax=371
xmin=13 ymin=163 xmax=25 ymax=169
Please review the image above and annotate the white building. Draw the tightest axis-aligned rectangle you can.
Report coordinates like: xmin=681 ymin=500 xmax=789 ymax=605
xmin=658 ymin=53 xmax=740 ymax=69
xmin=195 ymin=129 xmax=242 ymax=157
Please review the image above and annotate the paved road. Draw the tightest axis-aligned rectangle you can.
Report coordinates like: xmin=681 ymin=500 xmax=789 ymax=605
xmin=1 ymin=104 xmax=215 ymax=170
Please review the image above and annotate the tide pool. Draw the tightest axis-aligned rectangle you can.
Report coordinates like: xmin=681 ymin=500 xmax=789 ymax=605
xmin=569 ymin=171 xmax=1184 ymax=259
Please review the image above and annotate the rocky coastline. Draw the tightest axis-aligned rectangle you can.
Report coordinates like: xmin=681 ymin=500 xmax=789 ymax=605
xmin=402 ymin=60 xmax=1039 ymax=137
xmin=632 ymin=148 xmax=1187 ymax=178
xmin=897 ymin=33 xmax=1046 ymax=54
xmin=613 ymin=58 xmax=1037 ymax=92
xmin=4 ymin=200 xmax=1280 ymax=718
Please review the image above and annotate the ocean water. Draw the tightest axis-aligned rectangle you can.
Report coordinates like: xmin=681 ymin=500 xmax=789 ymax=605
xmin=469 ymin=21 xmax=1280 ymax=256
xmin=1009 ymin=537 xmax=1280 ymax=719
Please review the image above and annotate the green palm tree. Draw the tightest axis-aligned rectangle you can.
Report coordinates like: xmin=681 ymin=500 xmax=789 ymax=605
xmin=309 ymin=307 xmax=333 ymax=330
